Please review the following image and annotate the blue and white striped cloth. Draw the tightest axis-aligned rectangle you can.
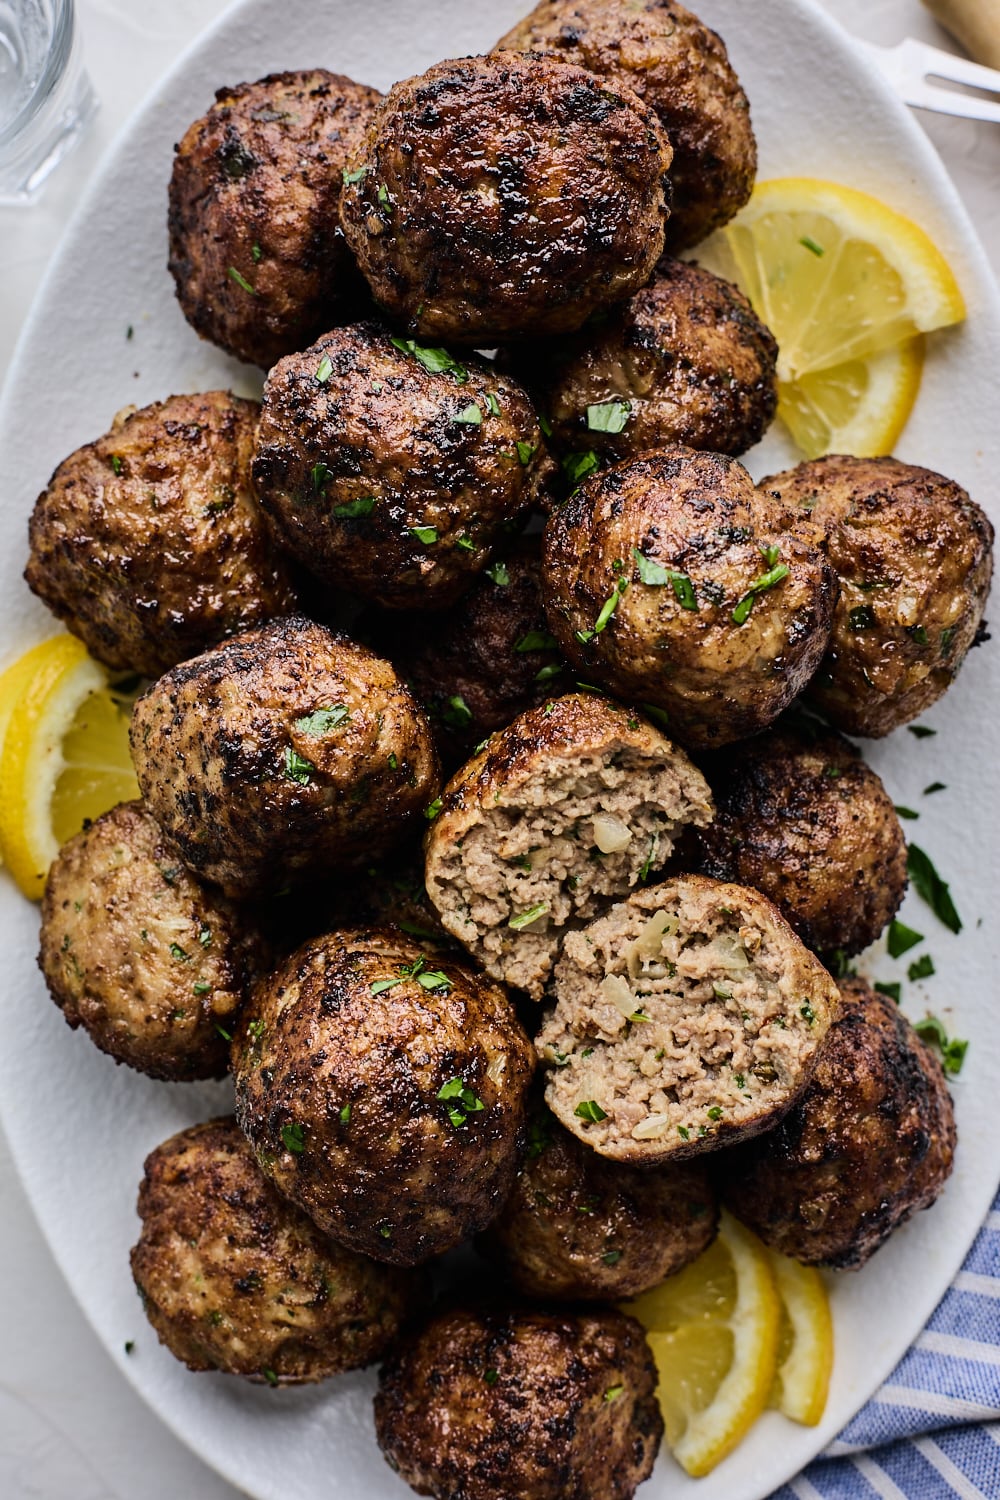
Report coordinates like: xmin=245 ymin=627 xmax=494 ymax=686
xmin=772 ymin=1189 xmax=1000 ymax=1499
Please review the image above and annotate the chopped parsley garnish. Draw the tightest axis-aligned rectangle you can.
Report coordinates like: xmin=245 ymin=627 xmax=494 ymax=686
xmin=516 ymin=440 xmax=537 ymax=465
xmin=907 ymin=624 xmax=929 ymax=646
xmin=577 ymin=579 xmax=627 ymax=642
xmin=908 ymin=724 xmax=937 ymax=739
xmin=732 ymin=562 xmax=790 ymax=626
xmin=907 ymin=844 xmax=962 ymax=933
xmin=602 ymin=1249 xmax=622 ymax=1265
xmin=370 ymin=979 xmax=402 ymax=995
xmin=416 ymin=970 xmax=452 ymax=992
xmin=562 ymin=450 xmax=600 ymax=488
xmin=339 ymin=1104 xmax=351 ymax=1124
xmin=252 ymin=242 xmax=262 ymax=262
xmin=110 ymin=454 xmax=123 ymax=475
xmin=604 ymin=1385 xmax=625 ymax=1402
xmin=198 ymin=927 xmax=212 ymax=948
xmin=227 ymin=266 xmax=255 ymax=295
xmin=526 ymin=1116 xmax=551 ymax=1158
xmin=587 ymin=401 xmax=631 ymax=434
xmin=310 ymin=461 xmax=331 ymax=493
xmin=332 ymin=495 xmax=375 ymax=518
xmin=390 ymin=338 xmax=468 ymax=382
xmin=442 ymin=695 xmax=473 ymax=729
xmin=247 ymin=1018 xmax=265 ymax=1041
xmin=485 ymin=560 xmax=510 ymax=586
xmin=215 ymin=1024 xmax=233 ymax=1041
xmin=454 ymin=403 xmax=483 ymax=425
xmin=874 ymin=981 xmax=902 ymax=1003
xmin=677 ymin=1125 xmax=690 ymax=1140
xmin=342 ymin=165 xmax=368 ymax=185
xmin=262 ymin=1367 xmax=279 ymax=1386
xmin=575 ymin=1099 xmax=608 ymax=1123
xmin=193 ymin=981 xmax=212 ymax=996
xmin=800 ymin=1002 xmax=816 ymax=1025
xmin=424 ymin=797 xmax=443 ymax=820
xmin=377 ymin=182 xmax=390 ymax=206
xmin=410 ymin=525 xmax=438 ymax=546
xmin=379 ymin=1226 xmax=392 ymax=1239
xmin=485 ymin=392 xmax=501 ymax=417
xmin=799 ymin=235 xmax=825 ymax=256
xmin=642 ymin=703 xmax=671 ymax=730
xmin=484 ymin=1368 xmax=499 ymax=1385
xmin=295 ymin=706 xmax=350 ymax=735
xmin=908 ymin=953 xmax=935 ymax=981
xmin=924 ymin=782 xmax=946 ymax=795
xmin=280 ymin=1123 xmax=305 ymax=1154
xmin=712 ymin=982 xmax=733 ymax=1000
xmin=388 ymin=752 xmax=398 ymax=770
xmin=629 ymin=1010 xmax=650 ymax=1024
xmin=887 ymin=918 xmax=924 ymax=958
xmin=638 ymin=835 xmax=658 ymax=884
xmin=516 ymin=630 xmax=559 ymax=653
xmin=535 ymin=662 xmax=564 ymax=684
xmin=509 ymin=903 xmax=549 ymax=931
xmin=848 ymin=604 xmax=877 ymax=631
xmin=455 ymin=535 xmax=477 ymax=551
xmin=940 ymin=627 xmax=956 ymax=654
xmin=437 ymin=1076 xmax=485 ymax=1128
xmin=914 ymin=1015 xmax=968 ymax=1075
xmin=169 ymin=942 xmax=189 ymax=962
xmin=283 ymin=746 xmax=314 ymax=785
xmin=706 ymin=1106 xmax=723 ymax=1121
xmin=895 ymin=805 xmax=919 ymax=821
xmin=633 ymin=548 xmax=698 ymax=610
xmin=315 ymin=354 xmax=333 ymax=384
xmin=124 ymin=1340 xmax=135 ymax=1355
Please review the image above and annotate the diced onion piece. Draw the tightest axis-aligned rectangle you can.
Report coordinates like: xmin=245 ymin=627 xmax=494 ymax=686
xmin=600 ymin=972 xmax=636 ymax=1019
xmin=632 ymin=1113 xmax=670 ymax=1140
xmin=592 ymin=812 xmax=633 ymax=854
xmin=713 ymin=934 xmax=750 ymax=971
xmin=626 ymin=909 xmax=679 ymax=978
xmin=486 ymin=1052 xmax=508 ymax=1087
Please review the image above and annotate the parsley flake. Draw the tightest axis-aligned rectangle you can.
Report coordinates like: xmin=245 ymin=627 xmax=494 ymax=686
xmin=391 ymin=338 xmax=468 ymax=382
xmin=914 ymin=1015 xmax=968 ymax=1075
xmin=227 ymin=266 xmax=255 ymax=295
xmin=315 ymin=354 xmax=333 ymax=384
xmin=332 ymin=495 xmax=375 ymax=519
xmin=485 ymin=561 xmax=510 ymax=586
xmin=875 ymin=981 xmax=902 ymax=1004
xmin=454 ymin=403 xmax=483 ymax=425
xmin=587 ymin=401 xmax=631 ymax=434
xmin=799 ymin=235 xmax=825 ymax=256
xmin=575 ymin=1099 xmax=608 ymax=1123
xmin=732 ymin=563 xmax=790 ymax=626
xmin=887 ymin=918 xmax=924 ymax=958
xmin=283 ymin=746 xmax=314 ymax=785
xmin=509 ymin=902 xmax=549 ymax=930
xmin=411 ymin=525 xmax=438 ymax=545
xmin=562 ymin=451 xmax=599 ymax=488
xmin=908 ymin=953 xmax=935 ymax=981
xmin=342 ymin=165 xmax=368 ymax=185
xmin=280 ymin=1123 xmax=305 ymax=1154
xmin=295 ymin=706 xmax=350 ymax=735
xmin=907 ymin=844 xmax=962 ymax=933
xmin=633 ymin=548 xmax=698 ymax=609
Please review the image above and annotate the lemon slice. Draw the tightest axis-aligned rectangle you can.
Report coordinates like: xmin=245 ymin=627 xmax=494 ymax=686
xmin=0 ymin=635 xmax=140 ymax=899
xmin=767 ymin=1251 xmax=834 ymax=1427
xmin=778 ymin=336 xmax=925 ymax=460
xmin=626 ymin=1211 xmax=781 ymax=1477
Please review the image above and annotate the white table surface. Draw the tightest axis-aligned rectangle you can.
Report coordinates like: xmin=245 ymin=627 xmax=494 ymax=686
xmin=1 ymin=2 xmax=997 ymax=1496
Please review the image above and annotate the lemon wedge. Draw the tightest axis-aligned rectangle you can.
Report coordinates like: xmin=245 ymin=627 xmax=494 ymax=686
xmin=778 ymin=336 xmax=925 ymax=460
xmin=767 ymin=1251 xmax=834 ymax=1427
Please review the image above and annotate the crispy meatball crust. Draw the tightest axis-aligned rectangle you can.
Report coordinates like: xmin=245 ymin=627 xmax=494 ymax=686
xmin=130 ymin=616 xmax=439 ymax=898
xmin=39 ymin=801 xmax=262 ymax=1080
xmin=494 ymin=0 xmax=756 ymax=251
xmin=761 ymin=455 xmax=994 ymax=736
xmin=693 ymin=725 xmax=908 ymax=956
xmin=232 ymin=929 xmax=535 ymax=1266
xmin=168 ymin=71 xmax=381 ymax=369
xmin=251 ymin=322 xmax=553 ymax=609
xmin=480 ymin=1106 xmax=718 ymax=1299
xmin=542 ymin=447 xmax=838 ymax=749
xmin=339 ymin=54 xmax=673 ymax=345
xmin=25 ymin=393 xmax=297 ymax=678
xmin=131 ymin=1117 xmax=423 ymax=1381
xmin=719 ymin=979 xmax=957 ymax=1268
xmin=374 ymin=1302 xmax=663 ymax=1500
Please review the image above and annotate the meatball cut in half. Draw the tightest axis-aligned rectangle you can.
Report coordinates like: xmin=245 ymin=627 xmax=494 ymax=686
xmin=25 ymin=393 xmax=297 ymax=678
xmin=542 ymin=447 xmax=838 ymax=749
xmin=494 ymin=0 xmax=756 ymax=252
xmin=232 ymin=929 xmax=535 ymax=1266
xmin=131 ymin=616 xmax=439 ymax=899
xmin=252 ymin=323 xmax=553 ymax=611
xmin=339 ymin=54 xmax=672 ymax=345
xmin=423 ymin=693 xmax=714 ymax=1000
xmin=480 ymin=1105 xmax=718 ymax=1300
xmin=374 ymin=1303 xmax=663 ymax=1500
xmin=39 ymin=801 xmax=263 ymax=1081
xmin=131 ymin=1118 xmax=423 ymax=1382
xmin=539 ymin=875 xmax=839 ymax=1165
xmin=719 ymin=979 xmax=957 ymax=1268
xmin=762 ymin=455 xmax=994 ymax=736
xmin=168 ymin=70 xmax=381 ymax=369
xmin=693 ymin=724 xmax=908 ymax=957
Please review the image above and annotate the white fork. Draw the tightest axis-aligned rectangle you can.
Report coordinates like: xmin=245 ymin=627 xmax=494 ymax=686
xmin=858 ymin=35 xmax=1000 ymax=123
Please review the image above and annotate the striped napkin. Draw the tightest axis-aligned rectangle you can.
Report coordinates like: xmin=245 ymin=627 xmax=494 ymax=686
xmin=771 ymin=1188 xmax=1000 ymax=1499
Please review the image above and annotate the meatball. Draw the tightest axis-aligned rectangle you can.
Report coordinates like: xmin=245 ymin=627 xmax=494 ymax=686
xmin=538 ymin=875 xmax=840 ymax=1164
xmin=24 ymin=393 xmax=297 ymax=678
xmin=168 ymin=71 xmax=381 ymax=369
xmin=693 ymin=724 xmax=908 ymax=956
xmin=251 ymin=322 xmax=554 ymax=610
xmin=339 ymin=54 xmax=672 ymax=345
xmin=374 ymin=1302 xmax=663 ymax=1500
xmin=761 ymin=455 xmax=994 ymax=736
xmin=232 ymin=929 xmax=535 ymax=1266
xmin=480 ymin=1106 xmax=718 ymax=1299
xmin=719 ymin=979 xmax=957 ymax=1268
xmin=494 ymin=0 xmax=756 ymax=251
xmin=424 ymin=692 xmax=714 ymax=999
xmin=130 ymin=616 xmax=439 ymax=898
xmin=131 ymin=1117 xmax=422 ymax=1381
xmin=542 ymin=447 xmax=838 ymax=749
xmin=38 ymin=801 xmax=263 ymax=1080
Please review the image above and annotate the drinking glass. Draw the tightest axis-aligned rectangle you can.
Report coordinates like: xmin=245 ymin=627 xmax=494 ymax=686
xmin=0 ymin=0 xmax=96 ymax=204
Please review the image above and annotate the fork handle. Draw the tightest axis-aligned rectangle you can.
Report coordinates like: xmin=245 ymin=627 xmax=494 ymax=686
xmin=923 ymin=0 xmax=1000 ymax=70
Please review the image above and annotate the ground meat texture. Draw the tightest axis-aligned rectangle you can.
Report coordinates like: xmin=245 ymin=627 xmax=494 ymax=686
xmin=374 ymin=1302 xmax=662 ymax=1500
xmin=423 ymin=693 xmax=713 ymax=1001
xmin=761 ymin=455 xmax=994 ymax=736
xmin=693 ymin=725 xmax=908 ymax=957
xmin=542 ymin=447 xmax=838 ymax=750
xmin=231 ymin=929 xmax=535 ymax=1266
xmin=130 ymin=1117 xmax=423 ymax=1382
xmin=538 ymin=875 xmax=839 ymax=1165
xmin=130 ymin=616 xmax=439 ymax=898
xmin=494 ymin=0 xmax=756 ymax=252
xmin=479 ymin=1105 xmax=717 ymax=1300
xmin=24 ymin=393 xmax=297 ymax=678
xmin=38 ymin=801 xmax=263 ymax=1080
xmin=251 ymin=322 xmax=554 ymax=610
xmin=168 ymin=71 xmax=381 ymax=369
xmin=719 ymin=979 xmax=956 ymax=1268
xmin=339 ymin=54 xmax=672 ymax=345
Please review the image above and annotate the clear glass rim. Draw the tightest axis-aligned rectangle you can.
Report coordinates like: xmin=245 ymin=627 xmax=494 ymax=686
xmin=0 ymin=0 xmax=77 ymax=151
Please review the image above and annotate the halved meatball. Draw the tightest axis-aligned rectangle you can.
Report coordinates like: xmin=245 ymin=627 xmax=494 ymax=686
xmin=24 ymin=393 xmax=297 ymax=678
xmin=232 ymin=929 xmax=535 ymax=1266
xmin=718 ymin=979 xmax=957 ymax=1268
xmin=539 ymin=875 xmax=839 ymax=1164
xmin=130 ymin=616 xmax=440 ymax=898
xmin=39 ymin=801 xmax=263 ymax=1080
xmin=761 ymin=455 xmax=994 ymax=736
xmin=374 ymin=1302 xmax=663 ymax=1500
xmin=168 ymin=71 xmax=381 ymax=368
xmin=339 ymin=54 xmax=672 ymax=344
xmin=542 ymin=447 xmax=838 ymax=749
xmin=130 ymin=1117 xmax=423 ymax=1381
xmin=423 ymin=693 xmax=714 ymax=999
xmin=494 ymin=0 xmax=756 ymax=251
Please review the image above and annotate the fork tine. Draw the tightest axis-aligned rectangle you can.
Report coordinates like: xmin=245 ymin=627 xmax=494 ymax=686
xmin=905 ymin=81 xmax=1000 ymax=123
xmin=900 ymin=37 xmax=1000 ymax=97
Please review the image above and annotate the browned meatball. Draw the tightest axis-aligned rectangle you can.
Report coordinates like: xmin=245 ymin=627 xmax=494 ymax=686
xmin=38 ymin=801 xmax=263 ymax=1080
xmin=232 ymin=929 xmax=535 ymax=1266
xmin=130 ymin=1117 xmax=423 ymax=1382
xmin=480 ymin=1106 xmax=718 ymax=1299
xmin=168 ymin=71 xmax=381 ymax=369
xmin=693 ymin=725 xmax=908 ymax=956
xmin=761 ymin=455 xmax=994 ymax=736
xmin=374 ymin=1302 xmax=663 ymax=1500
xmin=494 ymin=0 xmax=756 ymax=251
xmin=542 ymin=447 xmax=838 ymax=749
xmin=719 ymin=979 xmax=957 ymax=1268
xmin=251 ymin=323 xmax=554 ymax=610
xmin=339 ymin=54 xmax=672 ymax=345
xmin=24 ymin=393 xmax=297 ymax=678
xmin=130 ymin=616 xmax=440 ymax=898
